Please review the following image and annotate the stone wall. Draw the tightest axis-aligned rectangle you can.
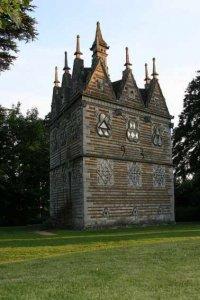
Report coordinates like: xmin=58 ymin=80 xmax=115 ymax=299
xmin=50 ymin=101 xmax=84 ymax=227
xmin=82 ymin=96 xmax=174 ymax=228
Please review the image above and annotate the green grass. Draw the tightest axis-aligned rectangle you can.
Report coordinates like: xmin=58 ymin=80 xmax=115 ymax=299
xmin=0 ymin=224 xmax=200 ymax=300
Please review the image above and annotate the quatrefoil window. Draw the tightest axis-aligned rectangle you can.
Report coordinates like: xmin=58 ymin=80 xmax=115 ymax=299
xmin=152 ymin=125 xmax=162 ymax=146
xmin=127 ymin=120 xmax=139 ymax=142
xmin=97 ymin=113 xmax=111 ymax=137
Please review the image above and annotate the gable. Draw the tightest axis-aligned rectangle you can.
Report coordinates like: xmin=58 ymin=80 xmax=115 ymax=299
xmin=147 ymin=79 xmax=170 ymax=117
xmin=118 ymin=70 xmax=144 ymax=108
xmin=83 ymin=60 xmax=116 ymax=101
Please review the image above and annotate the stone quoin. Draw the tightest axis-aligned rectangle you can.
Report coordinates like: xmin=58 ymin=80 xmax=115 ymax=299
xmin=50 ymin=22 xmax=175 ymax=229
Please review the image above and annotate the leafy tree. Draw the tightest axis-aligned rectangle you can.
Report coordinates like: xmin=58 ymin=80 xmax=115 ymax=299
xmin=173 ymin=71 xmax=200 ymax=182
xmin=0 ymin=0 xmax=37 ymax=72
xmin=0 ymin=104 xmax=49 ymax=225
xmin=173 ymin=71 xmax=200 ymax=221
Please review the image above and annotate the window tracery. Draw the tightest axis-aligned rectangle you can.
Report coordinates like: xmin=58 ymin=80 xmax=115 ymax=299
xmin=97 ymin=159 xmax=114 ymax=186
xmin=127 ymin=163 xmax=142 ymax=187
xmin=153 ymin=165 xmax=165 ymax=187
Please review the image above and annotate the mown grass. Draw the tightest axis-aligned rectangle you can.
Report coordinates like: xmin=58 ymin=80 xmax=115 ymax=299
xmin=0 ymin=223 xmax=200 ymax=299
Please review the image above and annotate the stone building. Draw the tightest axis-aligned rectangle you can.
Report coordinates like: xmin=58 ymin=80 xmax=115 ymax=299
xmin=50 ymin=22 xmax=175 ymax=228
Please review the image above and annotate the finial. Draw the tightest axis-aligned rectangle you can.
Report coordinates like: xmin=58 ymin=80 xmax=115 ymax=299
xmin=124 ymin=47 xmax=132 ymax=69
xmin=144 ymin=63 xmax=151 ymax=86
xmin=63 ymin=51 xmax=70 ymax=72
xmin=152 ymin=57 xmax=158 ymax=79
xmin=90 ymin=21 xmax=109 ymax=51
xmin=74 ymin=35 xmax=83 ymax=59
xmin=54 ymin=66 xmax=60 ymax=87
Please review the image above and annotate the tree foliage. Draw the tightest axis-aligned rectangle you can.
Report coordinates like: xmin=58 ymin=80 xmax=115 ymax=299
xmin=0 ymin=104 xmax=49 ymax=225
xmin=173 ymin=71 xmax=200 ymax=221
xmin=173 ymin=71 xmax=200 ymax=182
xmin=0 ymin=0 xmax=37 ymax=72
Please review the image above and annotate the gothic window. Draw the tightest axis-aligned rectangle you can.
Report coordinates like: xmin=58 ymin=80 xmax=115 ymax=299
xmin=127 ymin=163 xmax=142 ymax=187
xmin=127 ymin=120 xmax=139 ymax=142
xmin=97 ymin=113 xmax=111 ymax=137
xmin=97 ymin=159 xmax=114 ymax=186
xmin=153 ymin=165 xmax=165 ymax=187
xmin=97 ymin=79 xmax=104 ymax=91
xmin=152 ymin=125 xmax=162 ymax=146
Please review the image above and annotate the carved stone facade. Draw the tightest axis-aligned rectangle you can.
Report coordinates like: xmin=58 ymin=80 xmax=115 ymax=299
xmin=127 ymin=162 xmax=142 ymax=187
xmin=50 ymin=22 xmax=174 ymax=228
xmin=97 ymin=159 xmax=114 ymax=186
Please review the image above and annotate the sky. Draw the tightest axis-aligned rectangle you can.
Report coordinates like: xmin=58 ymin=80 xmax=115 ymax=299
xmin=0 ymin=0 xmax=200 ymax=125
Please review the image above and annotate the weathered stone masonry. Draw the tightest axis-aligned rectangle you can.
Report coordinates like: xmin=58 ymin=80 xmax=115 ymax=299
xmin=50 ymin=22 xmax=175 ymax=228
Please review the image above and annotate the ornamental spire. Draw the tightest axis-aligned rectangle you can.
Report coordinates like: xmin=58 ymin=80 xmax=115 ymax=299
xmin=63 ymin=51 xmax=70 ymax=72
xmin=144 ymin=63 xmax=151 ymax=87
xmin=124 ymin=47 xmax=132 ymax=69
xmin=74 ymin=35 xmax=83 ymax=59
xmin=54 ymin=66 xmax=60 ymax=87
xmin=90 ymin=21 xmax=109 ymax=51
xmin=152 ymin=57 xmax=158 ymax=79
xmin=90 ymin=22 xmax=109 ymax=70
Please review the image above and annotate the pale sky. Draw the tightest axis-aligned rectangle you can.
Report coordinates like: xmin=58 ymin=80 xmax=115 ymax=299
xmin=0 ymin=0 xmax=200 ymax=125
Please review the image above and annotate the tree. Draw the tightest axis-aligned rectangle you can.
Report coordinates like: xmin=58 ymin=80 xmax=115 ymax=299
xmin=0 ymin=104 xmax=49 ymax=225
xmin=173 ymin=71 xmax=200 ymax=182
xmin=173 ymin=71 xmax=200 ymax=221
xmin=0 ymin=0 xmax=37 ymax=72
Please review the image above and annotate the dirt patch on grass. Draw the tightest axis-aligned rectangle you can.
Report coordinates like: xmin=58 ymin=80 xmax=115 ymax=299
xmin=35 ymin=231 xmax=56 ymax=236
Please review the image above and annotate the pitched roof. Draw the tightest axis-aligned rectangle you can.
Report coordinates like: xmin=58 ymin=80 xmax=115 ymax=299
xmin=112 ymin=80 xmax=122 ymax=98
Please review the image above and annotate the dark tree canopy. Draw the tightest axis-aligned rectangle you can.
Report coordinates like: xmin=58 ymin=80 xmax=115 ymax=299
xmin=0 ymin=104 xmax=49 ymax=225
xmin=0 ymin=0 xmax=37 ymax=72
xmin=173 ymin=71 xmax=200 ymax=182
xmin=173 ymin=71 xmax=200 ymax=221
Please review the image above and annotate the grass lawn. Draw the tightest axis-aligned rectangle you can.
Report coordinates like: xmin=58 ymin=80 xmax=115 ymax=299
xmin=0 ymin=223 xmax=200 ymax=299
